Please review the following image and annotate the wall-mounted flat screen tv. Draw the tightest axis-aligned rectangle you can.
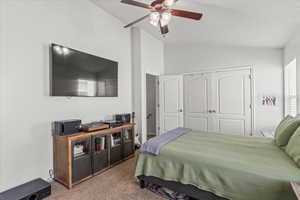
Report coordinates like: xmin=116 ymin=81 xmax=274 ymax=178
xmin=50 ymin=44 xmax=118 ymax=97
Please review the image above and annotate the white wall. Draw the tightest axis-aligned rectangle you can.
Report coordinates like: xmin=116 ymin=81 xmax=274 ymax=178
xmin=165 ymin=44 xmax=284 ymax=133
xmin=0 ymin=0 xmax=132 ymax=191
xmin=131 ymin=28 xmax=142 ymax=141
xmin=0 ymin=0 xmax=5 ymax=192
xmin=284 ymin=27 xmax=300 ymax=114
xmin=132 ymin=28 xmax=164 ymax=144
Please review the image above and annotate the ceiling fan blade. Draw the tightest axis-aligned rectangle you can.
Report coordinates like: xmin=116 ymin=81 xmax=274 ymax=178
xmin=121 ymin=0 xmax=152 ymax=9
xmin=170 ymin=9 xmax=203 ymax=20
xmin=160 ymin=24 xmax=169 ymax=35
xmin=124 ymin=14 xmax=150 ymax=28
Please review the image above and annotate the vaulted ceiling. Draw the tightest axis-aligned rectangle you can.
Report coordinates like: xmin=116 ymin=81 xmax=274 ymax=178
xmin=92 ymin=0 xmax=300 ymax=48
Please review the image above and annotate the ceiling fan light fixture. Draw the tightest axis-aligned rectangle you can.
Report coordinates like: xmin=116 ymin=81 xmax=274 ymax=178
xmin=120 ymin=0 xmax=203 ymax=35
xmin=150 ymin=11 xmax=160 ymax=26
xmin=160 ymin=12 xmax=172 ymax=27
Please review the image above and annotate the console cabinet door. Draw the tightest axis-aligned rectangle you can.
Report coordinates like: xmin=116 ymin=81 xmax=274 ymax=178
xmin=72 ymin=138 xmax=92 ymax=183
xmin=123 ymin=127 xmax=134 ymax=158
xmin=110 ymin=131 xmax=123 ymax=165
xmin=92 ymin=135 xmax=109 ymax=174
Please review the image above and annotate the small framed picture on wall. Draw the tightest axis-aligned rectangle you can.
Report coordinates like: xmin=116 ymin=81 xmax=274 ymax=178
xmin=262 ymin=96 xmax=277 ymax=106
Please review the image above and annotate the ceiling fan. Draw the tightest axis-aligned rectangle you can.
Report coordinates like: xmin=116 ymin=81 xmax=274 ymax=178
xmin=121 ymin=0 xmax=203 ymax=35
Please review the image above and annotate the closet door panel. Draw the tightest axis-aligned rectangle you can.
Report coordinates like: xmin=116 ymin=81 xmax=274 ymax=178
xmin=184 ymin=74 xmax=211 ymax=132
xmin=188 ymin=77 xmax=208 ymax=113
xmin=218 ymin=76 xmax=244 ymax=115
xmin=186 ymin=117 xmax=208 ymax=131
xmin=164 ymin=116 xmax=180 ymax=131
xmin=164 ymin=79 xmax=179 ymax=113
xmin=218 ymin=119 xmax=245 ymax=135
xmin=213 ymin=69 xmax=252 ymax=136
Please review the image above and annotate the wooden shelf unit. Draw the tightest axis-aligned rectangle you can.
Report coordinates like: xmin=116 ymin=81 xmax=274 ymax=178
xmin=53 ymin=123 xmax=135 ymax=189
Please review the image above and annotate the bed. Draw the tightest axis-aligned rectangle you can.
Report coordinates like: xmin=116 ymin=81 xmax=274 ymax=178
xmin=135 ymin=130 xmax=300 ymax=200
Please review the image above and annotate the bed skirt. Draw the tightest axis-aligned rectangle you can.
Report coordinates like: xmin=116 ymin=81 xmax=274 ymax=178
xmin=137 ymin=175 xmax=228 ymax=200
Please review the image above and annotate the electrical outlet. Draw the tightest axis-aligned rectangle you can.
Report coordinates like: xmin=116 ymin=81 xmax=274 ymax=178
xmin=46 ymin=177 xmax=53 ymax=183
xmin=49 ymin=169 xmax=54 ymax=179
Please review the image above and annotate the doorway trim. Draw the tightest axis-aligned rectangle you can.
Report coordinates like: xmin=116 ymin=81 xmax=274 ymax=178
xmin=141 ymin=71 xmax=161 ymax=144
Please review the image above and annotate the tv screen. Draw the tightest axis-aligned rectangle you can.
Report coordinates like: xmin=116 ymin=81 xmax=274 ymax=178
xmin=50 ymin=44 xmax=118 ymax=97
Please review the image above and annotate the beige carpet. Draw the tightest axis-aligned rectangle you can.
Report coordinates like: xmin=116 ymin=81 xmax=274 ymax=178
xmin=46 ymin=157 xmax=164 ymax=200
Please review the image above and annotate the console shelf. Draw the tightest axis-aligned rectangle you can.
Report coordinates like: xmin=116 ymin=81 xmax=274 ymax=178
xmin=53 ymin=123 xmax=135 ymax=189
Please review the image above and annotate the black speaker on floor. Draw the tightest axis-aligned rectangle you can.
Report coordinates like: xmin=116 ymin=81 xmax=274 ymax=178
xmin=0 ymin=178 xmax=51 ymax=200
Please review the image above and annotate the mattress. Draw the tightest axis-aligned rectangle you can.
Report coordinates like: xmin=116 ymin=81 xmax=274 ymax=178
xmin=135 ymin=131 xmax=300 ymax=200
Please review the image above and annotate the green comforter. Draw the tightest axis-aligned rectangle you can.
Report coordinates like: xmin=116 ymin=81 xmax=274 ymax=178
xmin=135 ymin=131 xmax=300 ymax=200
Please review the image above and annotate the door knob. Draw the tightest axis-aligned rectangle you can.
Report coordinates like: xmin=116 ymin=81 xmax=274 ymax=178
xmin=147 ymin=113 xmax=152 ymax=119
xmin=179 ymin=109 xmax=183 ymax=113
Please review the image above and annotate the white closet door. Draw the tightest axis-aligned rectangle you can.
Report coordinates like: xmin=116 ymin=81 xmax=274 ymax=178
xmin=211 ymin=69 xmax=252 ymax=136
xmin=159 ymin=75 xmax=184 ymax=134
xmin=184 ymin=73 xmax=214 ymax=132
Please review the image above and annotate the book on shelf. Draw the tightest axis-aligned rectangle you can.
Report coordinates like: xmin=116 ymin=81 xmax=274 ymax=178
xmin=111 ymin=135 xmax=114 ymax=147
xmin=74 ymin=152 xmax=86 ymax=158
xmin=111 ymin=134 xmax=121 ymax=147
xmin=74 ymin=144 xmax=84 ymax=155
xmin=95 ymin=137 xmax=106 ymax=151
xmin=101 ymin=137 xmax=105 ymax=150
xmin=114 ymin=138 xmax=121 ymax=146
xmin=124 ymin=131 xmax=129 ymax=140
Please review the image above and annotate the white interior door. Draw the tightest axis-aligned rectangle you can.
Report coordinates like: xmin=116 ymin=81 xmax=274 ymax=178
xmin=211 ymin=69 xmax=252 ymax=136
xmin=159 ymin=75 xmax=184 ymax=134
xmin=146 ymin=74 xmax=158 ymax=137
xmin=184 ymin=73 xmax=214 ymax=132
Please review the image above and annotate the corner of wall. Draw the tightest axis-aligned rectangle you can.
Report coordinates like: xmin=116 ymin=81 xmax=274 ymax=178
xmin=283 ymin=27 xmax=300 ymax=115
xmin=162 ymin=42 xmax=166 ymax=75
xmin=0 ymin=0 xmax=5 ymax=192
xmin=131 ymin=27 xmax=142 ymax=143
xmin=131 ymin=28 xmax=165 ymax=144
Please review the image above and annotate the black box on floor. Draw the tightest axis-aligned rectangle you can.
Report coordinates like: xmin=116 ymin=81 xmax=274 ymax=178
xmin=0 ymin=178 xmax=51 ymax=200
